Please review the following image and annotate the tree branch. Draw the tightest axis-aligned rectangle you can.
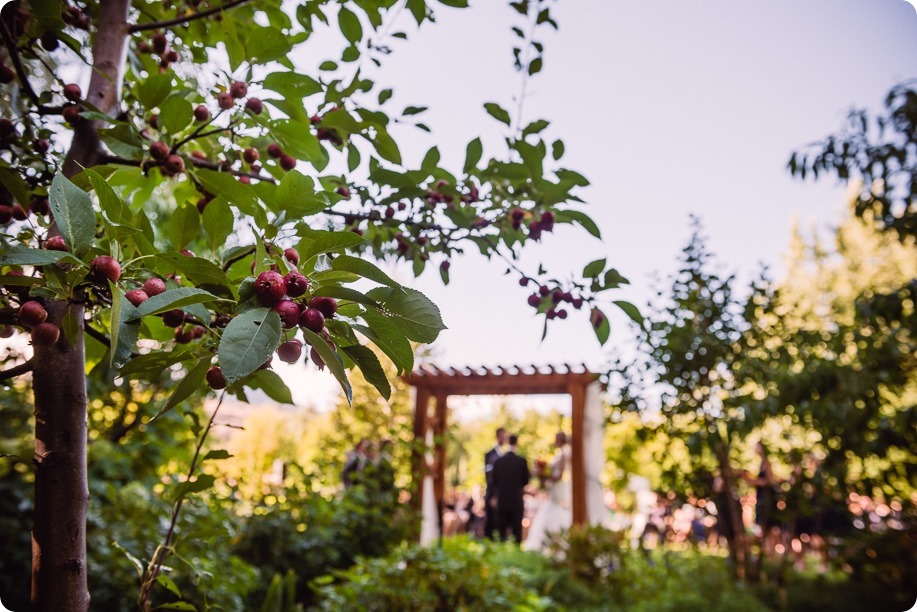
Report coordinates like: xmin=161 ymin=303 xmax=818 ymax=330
xmin=128 ymin=0 xmax=253 ymax=33
xmin=0 ymin=359 xmax=33 ymax=382
xmin=0 ymin=21 xmax=41 ymax=107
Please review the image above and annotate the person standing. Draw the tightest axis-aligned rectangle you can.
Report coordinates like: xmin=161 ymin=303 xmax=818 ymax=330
xmin=341 ymin=438 xmax=369 ymax=489
xmin=525 ymin=432 xmax=572 ymax=552
xmin=492 ymin=434 xmax=530 ymax=544
xmin=484 ymin=427 xmax=507 ymax=539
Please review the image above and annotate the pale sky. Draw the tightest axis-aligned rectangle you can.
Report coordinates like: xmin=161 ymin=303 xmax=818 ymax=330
xmin=267 ymin=0 xmax=916 ymax=413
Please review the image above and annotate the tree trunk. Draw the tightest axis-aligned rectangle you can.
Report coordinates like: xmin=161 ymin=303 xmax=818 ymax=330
xmin=717 ymin=451 xmax=749 ymax=581
xmin=31 ymin=1 xmax=130 ymax=609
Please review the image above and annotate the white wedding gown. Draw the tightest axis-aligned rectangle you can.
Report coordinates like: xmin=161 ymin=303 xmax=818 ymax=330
xmin=525 ymin=447 xmax=572 ymax=552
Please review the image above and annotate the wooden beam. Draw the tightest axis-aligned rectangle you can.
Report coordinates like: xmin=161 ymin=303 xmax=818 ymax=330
xmin=433 ymin=393 xmax=448 ymax=528
xmin=570 ymin=382 xmax=587 ymax=526
xmin=411 ymin=388 xmax=430 ymax=521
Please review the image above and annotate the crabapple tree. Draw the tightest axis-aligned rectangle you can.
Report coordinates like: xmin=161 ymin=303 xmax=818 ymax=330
xmin=0 ymin=0 xmax=632 ymax=609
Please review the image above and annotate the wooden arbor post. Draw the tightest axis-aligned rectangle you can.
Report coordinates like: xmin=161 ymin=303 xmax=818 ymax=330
xmin=407 ymin=365 xmax=599 ymax=536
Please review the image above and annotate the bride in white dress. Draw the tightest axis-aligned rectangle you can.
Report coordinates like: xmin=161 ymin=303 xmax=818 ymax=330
xmin=525 ymin=432 xmax=572 ymax=552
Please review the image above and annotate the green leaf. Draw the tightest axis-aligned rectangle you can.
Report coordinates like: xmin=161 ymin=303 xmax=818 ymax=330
xmin=528 ymin=57 xmax=543 ymax=75
xmin=372 ymin=129 xmax=402 ymax=165
xmin=170 ymin=474 xmax=215 ymax=503
xmin=406 ymin=0 xmax=426 ymax=23
xmin=132 ymin=287 xmax=220 ymax=320
xmin=341 ymin=344 xmax=390 ymax=400
xmin=378 ymin=88 xmax=393 ymax=105
xmin=583 ymin=258 xmax=606 ymax=278
xmin=331 ymin=255 xmax=402 ymax=290
xmin=159 ymin=96 xmax=193 ymax=135
xmin=120 ymin=350 xmax=196 ymax=378
xmin=421 ymin=146 xmax=440 ymax=172
xmin=48 ymin=173 xmax=96 ymax=257
xmin=243 ymin=369 xmax=294 ymax=404
xmin=552 ymin=139 xmax=564 ymax=160
xmin=367 ymin=287 xmax=446 ymax=343
xmin=156 ymin=574 xmax=182 ymax=598
xmin=217 ymin=308 xmax=282 ymax=385
xmin=522 ymin=119 xmax=550 ymax=137
xmin=354 ymin=316 xmax=413 ymax=374
xmin=112 ymin=290 xmax=141 ymax=369
xmin=0 ymin=165 xmax=32 ymax=205
xmin=275 ymin=171 xmax=327 ymax=217
xmin=138 ymin=73 xmax=172 ymax=109
xmin=338 ymin=7 xmax=363 ymax=43
xmin=403 ymin=106 xmax=427 ymax=116
xmin=263 ymin=72 xmax=323 ymax=98
xmin=155 ymin=357 xmax=211 ymax=419
xmin=303 ymin=328 xmax=352 ymax=404
xmin=271 ymin=120 xmax=324 ymax=165
xmin=591 ymin=307 xmax=610 ymax=345
xmin=194 ymin=169 xmax=261 ymax=216
xmin=319 ymin=60 xmax=338 ymax=71
xmin=248 ymin=27 xmax=294 ymax=64
xmin=556 ymin=169 xmax=590 ymax=186
xmin=85 ymin=169 xmax=132 ymax=224
xmin=203 ymin=449 xmax=232 ymax=461
xmin=202 ymin=197 xmax=234 ymax=253
xmin=484 ymin=102 xmax=511 ymax=126
xmin=167 ymin=204 xmax=200 ymax=250
xmin=99 ymin=125 xmax=144 ymax=160
xmin=158 ymin=253 xmax=233 ymax=293
xmin=464 ymin=138 xmax=482 ymax=173
xmin=0 ymin=245 xmax=80 ymax=266
xmin=158 ymin=602 xmax=197 ymax=611
xmin=300 ymin=230 xmax=365 ymax=263
xmin=614 ymin=300 xmax=643 ymax=328
xmin=555 ymin=209 xmax=601 ymax=239
xmin=438 ymin=0 xmax=469 ymax=6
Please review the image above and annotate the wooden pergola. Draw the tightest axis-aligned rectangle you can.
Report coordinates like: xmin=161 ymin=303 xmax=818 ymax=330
xmin=406 ymin=364 xmax=600 ymax=528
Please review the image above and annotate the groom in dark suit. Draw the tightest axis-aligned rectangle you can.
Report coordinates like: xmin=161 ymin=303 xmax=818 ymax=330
xmin=491 ymin=434 xmax=530 ymax=544
xmin=483 ymin=427 xmax=507 ymax=540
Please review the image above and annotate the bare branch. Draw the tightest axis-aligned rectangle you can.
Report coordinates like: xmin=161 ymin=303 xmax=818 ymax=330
xmin=128 ymin=0 xmax=253 ymax=33
xmin=0 ymin=359 xmax=34 ymax=382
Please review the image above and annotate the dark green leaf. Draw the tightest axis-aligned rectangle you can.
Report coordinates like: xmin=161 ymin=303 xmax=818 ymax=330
xmin=202 ymin=197 xmax=234 ymax=253
xmin=112 ymin=290 xmax=141 ymax=369
xmin=341 ymin=344 xmax=391 ymax=400
xmin=331 ymin=255 xmax=402 ymax=290
xmin=338 ymin=7 xmax=363 ymax=43
xmin=355 ymin=315 xmax=413 ymax=374
xmin=555 ymin=209 xmax=601 ymax=239
xmin=170 ymin=474 xmax=215 ymax=503
xmin=403 ymin=106 xmax=427 ymax=116
xmin=48 ymin=173 xmax=96 ymax=257
xmin=300 ymin=230 xmax=365 ymax=263
xmin=303 ymin=328 xmax=352 ymax=404
xmin=218 ymin=308 xmax=282 ymax=385
xmin=367 ymin=287 xmax=446 ymax=343
xmin=484 ymin=102 xmax=511 ymax=126
xmin=158 ymin=253 xmax=233 ymax=292
xmin=0 ymin=245 xmax=80 ymax=266
xmin=159 ymin=96 xmax=193 ymax=135
xmin=583 ymin=258 xmax=606 ymax=278
xmin=263 ymin=72 xmax=323 ymax=98
xmin=132 ymin=287 xmax=220 ymax=320
xmin=138 ymin=73 xmax=172 ymax=109
xmin=155 ymin=357 xmax=211 ymax=419
xmin=614 ymin=300 xmax=643 ymax=328
xmin=167 ymin=204 xmax=200 ymax=250
xmin=464 ymin=138 xmax=483 ymax=172
xmin=242 ymin=369 xmax=294 ymax=404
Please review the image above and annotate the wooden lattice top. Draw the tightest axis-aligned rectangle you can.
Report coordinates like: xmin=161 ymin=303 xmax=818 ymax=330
xmin=405 ymin=363 xmax=599 ymax=396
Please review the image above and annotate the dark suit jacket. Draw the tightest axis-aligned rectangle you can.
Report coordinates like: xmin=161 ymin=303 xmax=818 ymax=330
xmin=484 ymin=446 xmax=502 ymax=499
xmin=491 ymin=450 xmax=529 ymax=511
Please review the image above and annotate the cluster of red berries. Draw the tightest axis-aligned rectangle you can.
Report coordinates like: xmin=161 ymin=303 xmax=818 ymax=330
xmin=523 ymin=280 xmax=585 ymax=320
xmin=0 ymin=195 xmax=50 ymax=226
xmin=266 ymin=142 xmax=296 ymax=172
xmin=137 ymin=32 xmax=180 ymax=70
xmin=310 ymin=111 xmax=344 ymax=146
xmin=510 ymin=208 xmax=556 ymax=241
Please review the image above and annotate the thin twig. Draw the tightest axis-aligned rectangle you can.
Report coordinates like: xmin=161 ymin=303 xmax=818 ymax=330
xmin=0 ymin=358 xmax=33 ymax=382
xmin=169 ymin=114 xmax=232 ymax=154
xmin=128 ymin=0 xmax=253 ymax=33
xmin=138 ymin=391 xmax=226 ymax=609
xmin=84 ymin=324 xmax=111 ymax=348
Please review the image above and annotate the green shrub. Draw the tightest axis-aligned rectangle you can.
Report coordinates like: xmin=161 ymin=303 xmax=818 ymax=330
xmin=312 ymin=536 xmax=551 ymax=611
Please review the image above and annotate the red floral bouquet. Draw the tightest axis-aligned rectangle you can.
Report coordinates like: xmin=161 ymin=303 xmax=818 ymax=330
xmin=534 ymin=458 xmax=552 ymax=489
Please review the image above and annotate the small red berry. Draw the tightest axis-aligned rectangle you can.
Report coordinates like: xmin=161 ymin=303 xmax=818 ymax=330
xmin=18 ymin=301 xmax=48 ymax=327
xmin=336 ymin=186 xmax=350 ymax=199
xmin=11 ymin=204 xmax=27 ymax=221
xmin=206 ymin=365 xmax=226 ymax=389
xmin=273 ymin=300 xmax=301 ymax=328
xmin=194 ymin=105 xmax=210 ymax=122
xmin=142 ymin=277 xmax=167 ymax=296
xmin=245 ymin=97 xmax=263 ymax=115
xmin=125 ymin=289 xmax=149 ymax=307
xmin=89 ymin=256 xmax=122 ymax=284
xmin=254 ymin=270 xmax=286 ymax=306
xmin=527 ymin=294 xmax=541 ymax=308
xmin=31 ymin=322 xmax=60 ymax=346
xmin=164 ymin=154 xmax=184 ymax=174
xmin=267 ymin=143 xmax=283 ymax=158
xmin=243 ymin=148 xmax=259 ymax=164
xmin=150 ymin=141 xmax=169 ymax=160
xmin=309 ymin=296 xmax=338 ymax=319
xmin=279 ymin=154 xmax=296 ymax=171
xmin=284 ymin=271 xmax=309 ymax=297
xmin=299 ymin=307 xmax=325 ymax=333
xmin=229 ymin=81 xmax=248 ymax=99
xmin=217 ymin=92 xmax=234 ymax=110
xmin=44 ymin=235 xmax=67 ymax=251
xmin=283 ymin=248 xmax=299 ymax=266
xmin=62 ymin=105 xmax=81 ymax=125
xmin=162 ymin=309 xmax=186 ymax=327
xmin=0 ymin=205 xmax=11 ymax=224
xmin=277 ymin=339 xmax=303 ymax=364
xmin=151 ymin=33 xmax=168 ymax=55
xmin=62 ymin=83 xmax=81 ymax=102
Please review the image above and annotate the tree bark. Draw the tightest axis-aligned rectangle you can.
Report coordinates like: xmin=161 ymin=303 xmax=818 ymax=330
xmin=31 ymin=1 xmax=131 ymax=609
